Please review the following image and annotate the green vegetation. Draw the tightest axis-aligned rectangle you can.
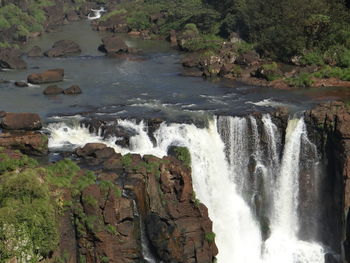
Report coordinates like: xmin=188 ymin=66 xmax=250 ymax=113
xmin=0 ymin=149 xmax=38 ymax=173
xmin=314 ymin=66 xmax=350 ymax=81
xmin=0 ymin=166 xmax=58 ymax=263
xmin=286 ymin=73 xmax=315 ymax=88
xmin=173 ymin=146 xmax=191 ymax=168
xmin=204 ymin=232 xmax=216 ymax=243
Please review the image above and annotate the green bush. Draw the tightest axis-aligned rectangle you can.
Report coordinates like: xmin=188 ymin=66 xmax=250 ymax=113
xmin=205 ymin=232 xmax=216 ymax=243
xmin=0 ymin=152 xmax=38 ymax=174
xmin=173 ymin=146 xmax=191 ymax=168
xmin=286 ymin=73 xmax=314 ymax=88
xmin=0 ymin=168 xmax=58 ymax=263
xmin=300 ymin=51 xmax=324 ymax=66
xmin=314 ymin=66 xmax=350 ymax=81
xmin=182 ymin=34 xmax=223 ymax=52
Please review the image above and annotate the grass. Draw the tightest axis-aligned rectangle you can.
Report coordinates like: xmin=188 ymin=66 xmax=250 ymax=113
xmin=204 ymin=232 xmax=216 ymax=243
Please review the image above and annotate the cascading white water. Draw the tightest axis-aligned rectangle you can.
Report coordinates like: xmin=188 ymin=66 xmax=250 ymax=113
xmin=262 ymin=118 xmax=324 ymax=263
xmin=47 ymin=115 xmax=326 ymax=263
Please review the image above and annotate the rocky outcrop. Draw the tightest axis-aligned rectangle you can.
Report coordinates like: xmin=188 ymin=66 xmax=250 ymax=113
xmin=74 ymin=144 xmax=218 ymax=263
xmin=304 ymin=101 xmax=350 ymax=262
xmin=0 ymin=131 xmax=48 ymax=155
xmin=27 ymin=68 xmax=64 ymax=84
xmin=0 ymin=47 xmax=27 ymax=69
xmin=45 ymin=40 xmax=81 ymax=57
xmin=1 ymin=112 xmax=42 ymax=130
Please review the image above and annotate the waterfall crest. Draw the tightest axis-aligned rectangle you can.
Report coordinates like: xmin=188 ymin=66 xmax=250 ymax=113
xmin=47 ymin=114 xmax=325 ymax=263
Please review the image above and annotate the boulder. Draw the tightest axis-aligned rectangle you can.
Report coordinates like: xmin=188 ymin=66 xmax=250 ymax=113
xmin=45 ymin=40 xmax=81 ymax=57
xmin=27 ymin=68 xmax=64 ymax=84
xmin=76 ymin=143 xmax=108 ymax=157
xmin=236 ymin=50 xmax=260 ymax=66
xmin=98 ymin=36 xmax=129 ymax=54
xmin=43 ymin=85 xmax=64 ymax=95
xmin=63 ymin=85 xmax=82 ymax=95
xmin=1 ymin=112 xmax=42 ymax=131
xmin=27 ymin=46 xmax=43 ymax=57
xmin=0 ymin=131 xmax=48 ymax=155
xmin=14 ymin=81 xmax=28 ymax=87
xmin=0 ymin=48 xmax=27 ymax=69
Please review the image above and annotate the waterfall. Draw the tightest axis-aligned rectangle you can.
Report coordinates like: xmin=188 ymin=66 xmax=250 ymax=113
xmin=47 ymin=114 xmax=326 ymax=263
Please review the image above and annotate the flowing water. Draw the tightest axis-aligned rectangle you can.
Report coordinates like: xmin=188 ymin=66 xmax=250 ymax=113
xmin=47 ymin=115 xmax=326 ymax=263
xmin=0 ymin=19 xmax=334 ymax=263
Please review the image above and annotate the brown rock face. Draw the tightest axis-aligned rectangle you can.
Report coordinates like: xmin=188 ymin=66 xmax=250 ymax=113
xmin=304 ymin=101 xmax=350 ymax=260
xmin=45 ymin=40 xmax=81 ymax=57
xmin=0 ymin=131 xmax=48 ymax=155
xmin=1 ymin=112 xmax=42 ymax=130
xmin=123 ymin=155 xmax=218 ymax=263
xmin=0 ymin=48 xmax=27 ymax=69
xmin=27 ymin=68 xmax=64 ymax=84
xmin=70 ymin=143 xmax=218 ymax=263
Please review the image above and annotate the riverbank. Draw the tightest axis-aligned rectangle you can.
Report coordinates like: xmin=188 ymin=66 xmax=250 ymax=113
xmin=89 ymin=0 xmax=350 ymax=91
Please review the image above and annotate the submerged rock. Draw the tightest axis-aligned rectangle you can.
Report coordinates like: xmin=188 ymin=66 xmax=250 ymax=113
xmin=27 ymin=68 xmax=64 ymax=84
xmin=0 ymin=47 xmax=27 ymax=69
xmin=63 ymin=85 xmax=82 ymax=95
xmin=14 ymin=81 xmax=28 ymax=87
xmin=1 ymin=112 xmax=42 ymax=130
xmin=45 ymin=40 xmax=81 ymax=57
xmin=27 ymin=46 xmax=43 ymax=57
xmin=43 ymin=85 xmax=64 ymax=95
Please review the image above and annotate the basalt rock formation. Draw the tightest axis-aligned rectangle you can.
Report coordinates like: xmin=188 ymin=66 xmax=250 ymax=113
xmin=0 ymin=135 xmax=218 ymax=263
xmin=304 ymin=101 xmax=350 ymax=261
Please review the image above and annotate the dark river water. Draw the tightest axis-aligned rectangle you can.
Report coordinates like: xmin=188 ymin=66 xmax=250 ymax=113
xmin=0 ymin=21 xmax=339 ymax=122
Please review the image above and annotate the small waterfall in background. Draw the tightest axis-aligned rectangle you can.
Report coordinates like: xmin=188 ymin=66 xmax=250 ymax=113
xmin=47 ymin=114 xmax=326 ymax=263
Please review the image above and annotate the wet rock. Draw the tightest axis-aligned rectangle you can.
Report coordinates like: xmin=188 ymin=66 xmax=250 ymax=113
xmin=14 ymin=81 xmax=28 ymax=87
xmin=27 ymin=68 xmax=64 ymax=84
xmin=121 ymin=154 xmax=218 ymax=263
xmin=63 ymin=85 xmax=82 ymax=95
xmin=0 ymin=111 xmax=6 ymax=118
xmin=98 ymin=36 xmax=129 ymax=54
xmin=45 ymin=40 xmax=81 ymax=57
xmin=304 ymin=102 xmax=350 ymax=257
xmin=1 ymin=112 xmax=42 ymax=131
xmin=0 ymin=131 xmax=48 ymax=155
xmin=76 ymin=143 xmax=108 ymax=157
xmin=43 ymin=85 xmax=64 ymax=95
xmin=27 ymin=46 xmax=42 ymax=57
xmin=0 ymin=47 xmax=27 ymax=69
